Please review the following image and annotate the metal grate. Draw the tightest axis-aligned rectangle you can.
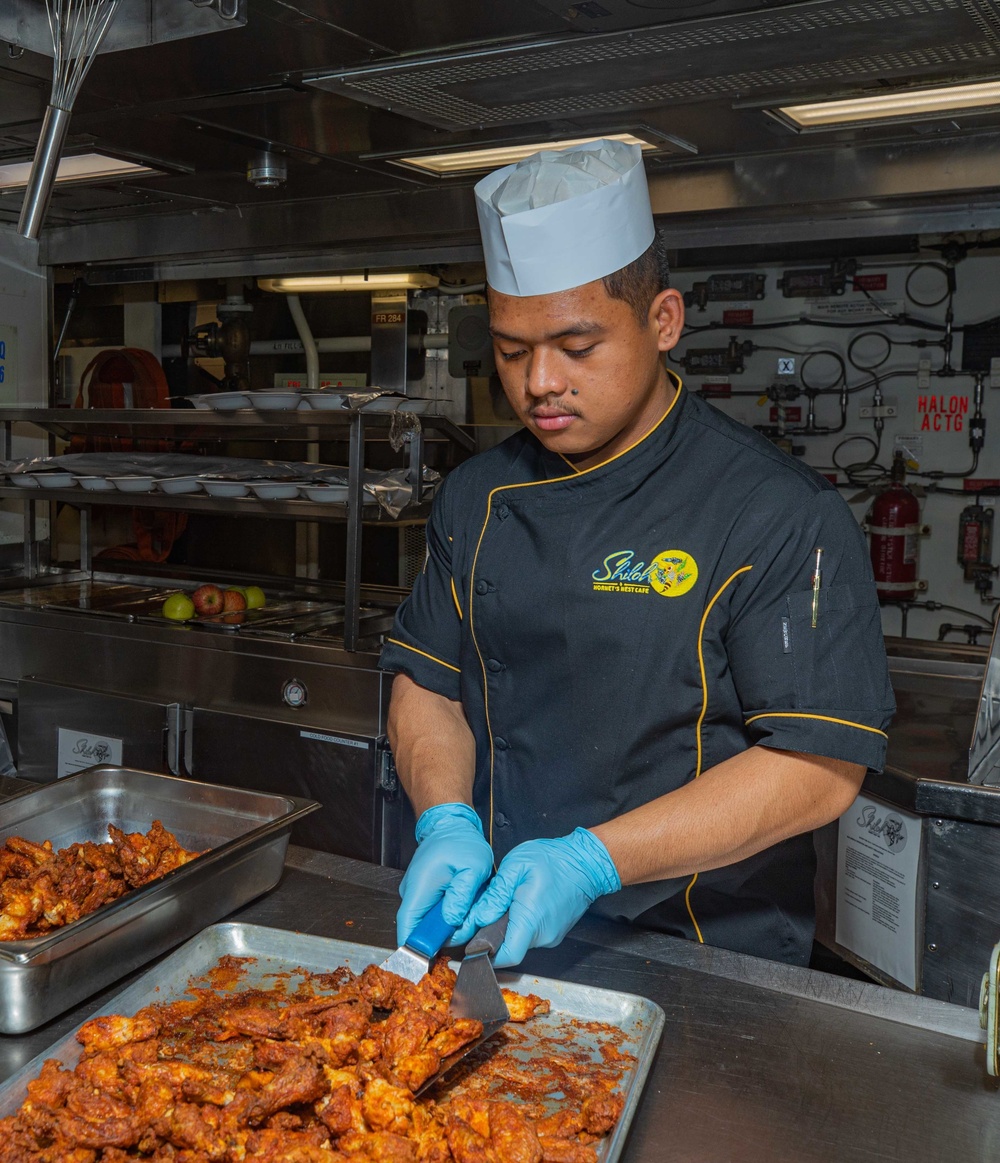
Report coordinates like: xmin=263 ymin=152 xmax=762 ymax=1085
xmin=496 ymin=42 xmax=1000 ymax=123
xmin=398 ymin=524 xmax=427 ymax=589
xmin=964 ymin=0 xmax=1000 ymax=39
xmin=312 ymin=0 xmax=998 ymax=129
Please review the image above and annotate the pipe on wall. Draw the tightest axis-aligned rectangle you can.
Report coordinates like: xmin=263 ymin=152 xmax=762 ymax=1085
xmin=285 ymin=295 xmax=319 ymax=392
xmin=155 ymin=334 xmax=448 ymax=359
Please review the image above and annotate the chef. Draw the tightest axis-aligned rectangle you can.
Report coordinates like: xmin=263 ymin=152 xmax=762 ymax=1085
xmin=379 ymin=139 xmax=895 ymax=968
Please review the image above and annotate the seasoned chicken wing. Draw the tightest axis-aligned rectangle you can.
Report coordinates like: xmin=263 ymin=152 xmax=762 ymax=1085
xmin=427 ymin=1017 xmax=483 ymax=1059
xmin=0 ymin=823 xmax=202 ymax=941
xmin=538 ymin=1139 xmax=599 ymax=1163
xmin=501 ymin=990 xmax=551 ymax=1023
xmin=445 ymin=1115 xmax=493 ymax=1163
xmin=0 ymin=955 xmax=625 ymax=1163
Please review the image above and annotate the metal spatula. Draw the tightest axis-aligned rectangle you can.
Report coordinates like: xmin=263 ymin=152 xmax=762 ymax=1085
xmin=415 ymin=912 xmax=510 ymax=1095
xmin=379 ymin=899 xmax=457 ymax=984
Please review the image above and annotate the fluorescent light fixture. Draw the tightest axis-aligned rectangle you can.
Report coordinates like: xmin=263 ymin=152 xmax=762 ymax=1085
xmin=392 ymin=132 xmax=658 ymax=176
xmin=0 ymin=152 xmax=159 ymax=190
xmin=258 ymin=272 xmax=440 ymax=293
xmin=772 ymin=80 xmax=1000 ymax=130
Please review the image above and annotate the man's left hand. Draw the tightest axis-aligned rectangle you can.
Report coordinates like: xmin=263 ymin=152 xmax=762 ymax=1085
xmin=466 ymin=828 xmax=621 ymax=967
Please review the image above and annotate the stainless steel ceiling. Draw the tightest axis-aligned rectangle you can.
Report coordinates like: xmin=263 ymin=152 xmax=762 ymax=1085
xmin=309 ymin=1 xmax=1000 ymax=130
xmin=2 ymin=0 xmax=1000 ymax=269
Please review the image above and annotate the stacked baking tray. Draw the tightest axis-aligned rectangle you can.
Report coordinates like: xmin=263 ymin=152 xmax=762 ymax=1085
xmin=188 ymin=389 xmax=432 ymax=413
xmin=0 ymin=452 xmax=434 ymax=515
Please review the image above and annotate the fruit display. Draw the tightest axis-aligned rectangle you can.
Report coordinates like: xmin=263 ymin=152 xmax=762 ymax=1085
xmin=222 ymin=588 xmax=247 ymax=613
xmin=161 ymin=593 xmax=195 ymax=622
xmin=161 ymin=584 xmax=266 ymax=622
xmin=192 ymin=583 xmax=224 ymax=615
xmin=244 ymin=585 xmax=266 ymax=609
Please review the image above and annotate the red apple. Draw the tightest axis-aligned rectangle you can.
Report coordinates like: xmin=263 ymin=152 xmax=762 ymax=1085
xmin=222 ymin=588 xmax=247 ymax=613
xmin=192 ymin=583 xmax=224 ymax=615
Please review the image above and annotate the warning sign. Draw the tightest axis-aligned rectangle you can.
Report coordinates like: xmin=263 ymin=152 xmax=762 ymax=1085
xmin=916 ymin=393 xmax=968 ymax=433
xmin=807 ymin=297 xmax=901 ymax=321
xmin=722 ymin=308 xmax=754 ymax=326
xmin=853 ymin=273 xmax=888 ymax=292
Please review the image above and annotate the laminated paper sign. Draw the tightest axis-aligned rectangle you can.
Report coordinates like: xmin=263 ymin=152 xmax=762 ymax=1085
xmin=56 ymin=728 xmax=123 ymax=779
xmin=836 ymin=793 xmax=922 ymax=990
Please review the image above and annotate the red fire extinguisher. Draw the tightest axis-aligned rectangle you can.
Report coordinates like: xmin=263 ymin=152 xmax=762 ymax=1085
xmin=868 ymin=451 xmax=920 ymax=602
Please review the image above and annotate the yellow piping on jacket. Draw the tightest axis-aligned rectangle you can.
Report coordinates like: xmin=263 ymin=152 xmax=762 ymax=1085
xmin=385 ymin=638 xmax=460 ymax=674
xmin=684 ymin=565 xmax=754 ymax=943
xmin=467 ymin=379 xmax=685 ymax=846
xmin=745 ymin=712 xmax=887 ymax=738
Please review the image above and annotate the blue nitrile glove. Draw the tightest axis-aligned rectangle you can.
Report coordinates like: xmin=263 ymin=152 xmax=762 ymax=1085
xmin=396 ymin=803 xmax=494 ymax=946
xmin=465 ymin=828 xmax=621 ymax=968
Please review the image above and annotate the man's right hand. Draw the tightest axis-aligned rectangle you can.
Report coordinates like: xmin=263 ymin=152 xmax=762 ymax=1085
xmin=396 ymin=802 xmax=493 ymax=946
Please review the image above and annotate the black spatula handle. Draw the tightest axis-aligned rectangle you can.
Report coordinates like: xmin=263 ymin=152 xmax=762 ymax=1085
xmin=466 ymin=911 xmax=509 ymax=959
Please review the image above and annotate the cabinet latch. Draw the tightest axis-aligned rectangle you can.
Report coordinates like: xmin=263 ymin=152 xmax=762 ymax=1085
xmin=376 ymin=739 xmax=398 ymax=793
xmin=165 ymin=703 xmax=191 ymax=776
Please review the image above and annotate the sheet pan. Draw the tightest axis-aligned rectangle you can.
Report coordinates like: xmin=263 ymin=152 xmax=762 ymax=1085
xmin=0 ymin=922 xmax=664 ymax=1162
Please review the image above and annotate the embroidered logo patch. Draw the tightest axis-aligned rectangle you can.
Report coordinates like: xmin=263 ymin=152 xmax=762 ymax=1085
xmin=648 ymin=551 xmax=698 ymax=597
xmin=591 ymin=550 xmax=698 ymax=597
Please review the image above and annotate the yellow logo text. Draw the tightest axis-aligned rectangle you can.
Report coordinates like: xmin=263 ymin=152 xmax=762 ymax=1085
xmin=591 ymin=549 xmax=698 ymax=597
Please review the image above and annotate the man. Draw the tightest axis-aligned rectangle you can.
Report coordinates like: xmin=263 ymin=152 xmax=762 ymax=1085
xmin=379 ymin=139 xmax=894 ymax=968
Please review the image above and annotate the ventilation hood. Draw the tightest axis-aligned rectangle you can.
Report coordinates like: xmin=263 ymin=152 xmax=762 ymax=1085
xmin=4 ymin=0 xmax=1000 ymax=269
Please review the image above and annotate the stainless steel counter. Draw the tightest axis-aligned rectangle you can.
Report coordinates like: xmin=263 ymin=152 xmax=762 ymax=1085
xmin=1 ymin=847 xmax=995 ymax=1162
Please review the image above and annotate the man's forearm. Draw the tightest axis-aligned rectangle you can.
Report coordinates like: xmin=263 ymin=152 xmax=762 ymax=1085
xmin=386 ymin=673 xmax=477 ymax=819
xmin=591 ymin=747 xmax=865 ymax=886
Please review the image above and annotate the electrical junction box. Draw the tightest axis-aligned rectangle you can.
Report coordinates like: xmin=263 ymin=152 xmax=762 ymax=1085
xmin=778 ymin=260 xmax=856 ymax=298
xmin=683 ymin=273 xmax=766 ymax=310
xmin=682 ymin=347 xmax=747 ymax=376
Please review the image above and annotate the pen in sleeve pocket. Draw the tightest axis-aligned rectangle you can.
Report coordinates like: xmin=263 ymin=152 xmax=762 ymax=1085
xmin=810 ymin=547 xmax=823 ymax=629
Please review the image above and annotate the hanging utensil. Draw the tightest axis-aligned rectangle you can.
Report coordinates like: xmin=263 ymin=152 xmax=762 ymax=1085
xmin=18 ymin=0 xmax=123 ymax=239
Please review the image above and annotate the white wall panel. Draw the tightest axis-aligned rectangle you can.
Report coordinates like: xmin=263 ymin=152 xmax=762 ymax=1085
xmin=671 ymin=254 xmax=1000 ymax=643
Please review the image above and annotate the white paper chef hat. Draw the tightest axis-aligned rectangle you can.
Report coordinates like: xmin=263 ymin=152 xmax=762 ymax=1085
xmin=474 ymin=138 xmax=655 ymax=297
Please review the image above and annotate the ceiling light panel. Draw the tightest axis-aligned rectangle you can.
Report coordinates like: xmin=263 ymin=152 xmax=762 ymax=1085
xmin=773 ymin=80 xmax=1000 ymax=130
xmin=0 ymin=153 xmax=158 ymax=190
xmin=394 ymin=133 xmax=659 ymax=176
xmin=259 ymin=273 xmax=440 ymax=293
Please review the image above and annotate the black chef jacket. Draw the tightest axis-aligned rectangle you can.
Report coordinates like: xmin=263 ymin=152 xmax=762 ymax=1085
xmin=380 ymin=376 xmax=895 ymax=965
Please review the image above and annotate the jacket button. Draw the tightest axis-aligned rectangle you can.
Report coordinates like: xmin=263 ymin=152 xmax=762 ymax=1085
xmin=496 ymin=503 xmax=510 ymax=520
xmin=475 ymin=579 xmax=490 ymax=595
xmin=486 ymin=658 xmax=504 ymax=673
xmin=494 ymin=736 xmax=509 ymax=750
xmin=494 ymin=812 xmax=510 ymax=828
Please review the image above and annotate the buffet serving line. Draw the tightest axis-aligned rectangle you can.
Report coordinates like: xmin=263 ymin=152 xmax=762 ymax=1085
xmin=0 ymin=766 xmax=992 ymax=1163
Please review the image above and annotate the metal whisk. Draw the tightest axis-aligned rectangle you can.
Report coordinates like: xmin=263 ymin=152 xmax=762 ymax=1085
xmin=17 ymin=0 xmax=122 ymax=239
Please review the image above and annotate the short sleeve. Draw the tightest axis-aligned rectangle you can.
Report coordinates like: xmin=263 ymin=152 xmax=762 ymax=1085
xmin=378 ymin=478 xmax=463 ymax=700
xmin=725 ymin=489 xmax=895 ymax=770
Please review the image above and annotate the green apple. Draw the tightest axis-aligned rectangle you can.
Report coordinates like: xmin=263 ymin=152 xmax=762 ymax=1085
xmin=243 ymin=585 xmax=266 ymax=609
xmin=162 ymin=592 xmax=195 ymax=621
